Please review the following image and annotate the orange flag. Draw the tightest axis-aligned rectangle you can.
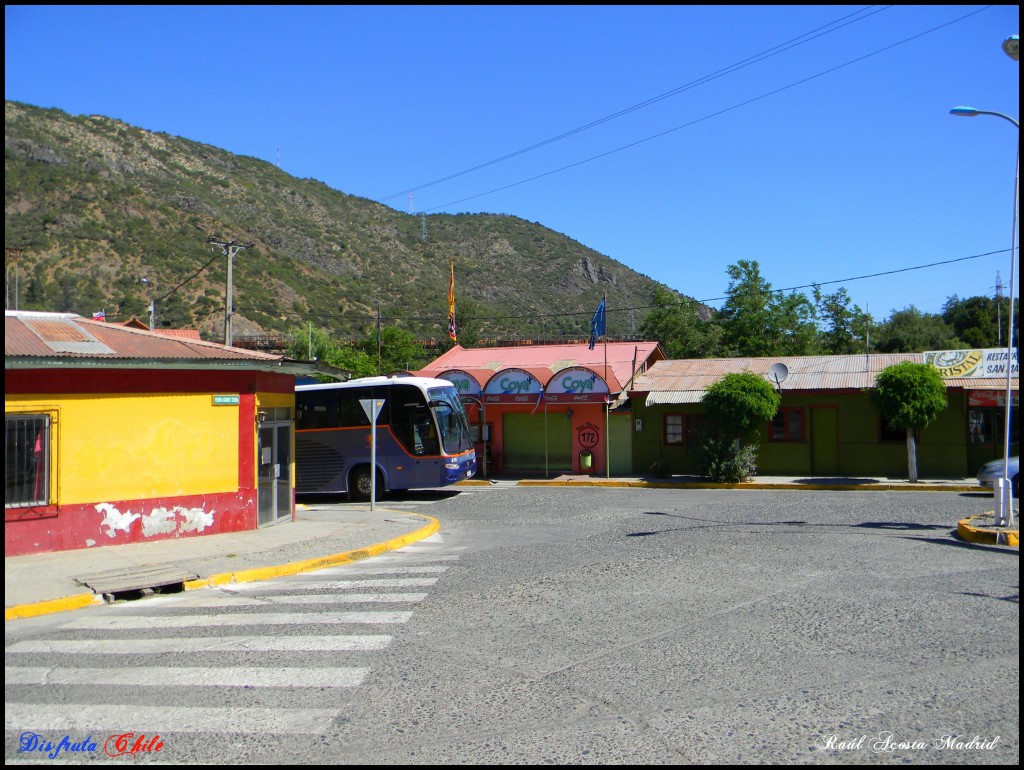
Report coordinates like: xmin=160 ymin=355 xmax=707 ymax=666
xmin=447 ymin=257 xmax=457 ymax=342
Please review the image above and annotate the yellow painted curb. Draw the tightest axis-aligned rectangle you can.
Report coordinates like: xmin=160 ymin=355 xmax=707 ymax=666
xmin=5 ymin=592 xmax=104 ymax=621
xmin=184 ymin=513 xmax=440 ymax=591
xmin=6 ymin=513 xmax=440 ymax=621
xmin=957 ymin=514 xmax=1019 ymax=547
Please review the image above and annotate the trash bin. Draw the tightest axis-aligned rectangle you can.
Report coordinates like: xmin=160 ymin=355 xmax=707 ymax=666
xmin=579 ymin=450 xmax=593 ymax=473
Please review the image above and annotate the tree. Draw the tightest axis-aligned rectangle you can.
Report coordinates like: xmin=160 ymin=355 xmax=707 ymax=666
xmin=813 ymin=286 xmax=869 ymax=354
xmin=287 ymin=325 xmax=375 ymax=378
xmin=359 ymin=325 xmax=430 ymax=375
xmin=866 ymin=362 xmax=947 ymax=482
xmin=699 ymin=371 xmax=781 ymax=482
xmin=873 ymin=306 xmax=958 ymax=352
xmin=717 ymin=260 xmax=817 ymax=356
xmin=942 ymin=294 xmax=1018 ymax=348
xmin=640 ymin=286 xmax=723 ymax=358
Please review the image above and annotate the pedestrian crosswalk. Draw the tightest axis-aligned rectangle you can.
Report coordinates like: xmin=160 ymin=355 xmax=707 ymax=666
xmin=4 ymin=534 xmax=460 ymax=752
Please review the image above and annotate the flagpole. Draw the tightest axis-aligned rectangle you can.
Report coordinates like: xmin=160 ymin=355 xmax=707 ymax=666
xmin=447 ymin=256 xmax=458 ymax=345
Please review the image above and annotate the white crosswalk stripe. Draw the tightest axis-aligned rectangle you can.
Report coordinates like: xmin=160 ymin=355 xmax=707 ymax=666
xmin=6 ymin=635 xmax=395 ymax=654
xmin=226 ymin=576 xmax=440 ymax=591
xmin=60 ymin=611 xmax=413 ymax=629
xmin=137 ymin=592 xmax=429 ymax=608
xmin=6 ymin=666 xmax=370 ymax=687
xmin=4 ymin=536 xmax=462 ymax=750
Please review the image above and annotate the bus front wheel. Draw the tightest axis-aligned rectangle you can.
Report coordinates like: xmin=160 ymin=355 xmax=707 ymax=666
xmin=349 ymin=466 xmax=383 ymax=503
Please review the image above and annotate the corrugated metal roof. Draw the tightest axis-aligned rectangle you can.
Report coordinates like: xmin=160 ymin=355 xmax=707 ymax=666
xmin=419 ymin=341 xmax=663 ymax=395
xmin=154 ymin=328 xmax=203 ymax=341
xmin=631 ymin=354 xmax=1018 ymax=399
xmin=5 ymin=311 xmax=309 ymax=374
xmin=645 ymin=391 xmax=706 ymax=405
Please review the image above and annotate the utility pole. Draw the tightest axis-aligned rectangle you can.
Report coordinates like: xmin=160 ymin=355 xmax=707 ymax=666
xmin=6 ymin=248 xmax=24 ymax=310
xmin=994 ymin=271 xmax=1004 ymax=346
xmin=207 ymin=237 xmax=253 ymax=346
xmin=376 ymin=304 xmax=382 ymax=376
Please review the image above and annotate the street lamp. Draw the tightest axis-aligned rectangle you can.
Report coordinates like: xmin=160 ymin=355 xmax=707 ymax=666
xmin=1003 ymin=34 xmax=1019 ymax=62
xmin=948 ymin=104 xmax=1019 ymax=527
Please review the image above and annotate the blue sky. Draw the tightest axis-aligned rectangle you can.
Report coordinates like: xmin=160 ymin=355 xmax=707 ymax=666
xmin=5 ymin=5 xmax=1019 ymax=320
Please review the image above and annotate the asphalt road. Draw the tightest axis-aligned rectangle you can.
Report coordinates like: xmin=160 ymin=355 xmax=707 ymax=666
xmin=5 ymin=486 xmax=1018 ymax=765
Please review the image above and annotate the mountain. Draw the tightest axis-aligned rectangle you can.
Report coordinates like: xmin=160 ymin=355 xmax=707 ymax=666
xmin=5 ymin=100 xmax=697 ymax=344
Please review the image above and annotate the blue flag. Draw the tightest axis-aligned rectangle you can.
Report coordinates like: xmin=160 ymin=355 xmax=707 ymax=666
xmin=589 ymin=297 xmax=606 ymax=350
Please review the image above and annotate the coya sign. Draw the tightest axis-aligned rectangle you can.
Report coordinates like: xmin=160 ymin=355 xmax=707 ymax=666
xmin=546 ymin=367 xmax=610 ymax=403
xmin=439 ymin=370 xmax=481 ymax=396
xmin=483 ymin=368 xmax=542 ymax=403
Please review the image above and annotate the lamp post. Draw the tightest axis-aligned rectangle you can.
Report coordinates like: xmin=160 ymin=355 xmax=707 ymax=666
xmin=948 ymin=101 xmax=1019 ymax=527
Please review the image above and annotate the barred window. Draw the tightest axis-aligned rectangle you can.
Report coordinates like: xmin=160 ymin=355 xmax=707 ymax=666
xmin=770 ymin=409 xmax=804 ymax=442
xmin=6 ymin=414 xmax=50 ymax=508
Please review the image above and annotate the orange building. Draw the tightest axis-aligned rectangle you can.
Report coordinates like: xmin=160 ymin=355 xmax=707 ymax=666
xmin=416 ymin=341 xmax=663 ymax=477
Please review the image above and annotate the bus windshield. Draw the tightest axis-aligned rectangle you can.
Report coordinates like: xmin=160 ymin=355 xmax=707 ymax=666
xmin=428 ymin=386 xmax=474 ymax=455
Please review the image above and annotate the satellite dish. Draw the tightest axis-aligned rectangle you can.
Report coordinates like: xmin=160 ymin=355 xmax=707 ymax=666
xmin=767 ymin=363 xmax=790 ymax=389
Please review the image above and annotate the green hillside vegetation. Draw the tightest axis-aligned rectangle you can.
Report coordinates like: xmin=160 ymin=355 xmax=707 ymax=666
xmin=5 ymin=100 xmax=680 ymax=345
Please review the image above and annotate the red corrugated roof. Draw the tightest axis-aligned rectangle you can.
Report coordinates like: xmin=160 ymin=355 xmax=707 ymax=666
xmin=419 ymin=341 xmax=663 ymax=395
xmin=5 ymin=311 xmax=287 ymax=367
xmin=154 ymin=328 xmax=203 ymax=341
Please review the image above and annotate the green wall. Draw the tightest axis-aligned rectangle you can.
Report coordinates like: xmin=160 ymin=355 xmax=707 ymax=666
xmin=632 ymin=389 xmax=984 ymax=479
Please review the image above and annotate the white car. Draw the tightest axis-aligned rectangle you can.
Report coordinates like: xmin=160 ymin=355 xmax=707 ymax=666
xmin=976 ymin=456 xmax=1019 ymax=498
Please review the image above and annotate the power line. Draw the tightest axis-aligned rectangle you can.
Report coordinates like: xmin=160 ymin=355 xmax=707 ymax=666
xmin=418 ymin=7 xmax=993 ymax=214
xmin=377 ymin=6 xmax=892 ymax=203
xmin=257 ymin=247 xmax=1011 ymax=327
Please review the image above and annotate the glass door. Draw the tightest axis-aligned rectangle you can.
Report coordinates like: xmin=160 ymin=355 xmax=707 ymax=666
xmin=258 ymin=410 xmax=293 ymax=526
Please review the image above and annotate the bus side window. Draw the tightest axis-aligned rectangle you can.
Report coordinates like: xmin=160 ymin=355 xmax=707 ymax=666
xmin=297 ymin=392 xmax=340 ymax=429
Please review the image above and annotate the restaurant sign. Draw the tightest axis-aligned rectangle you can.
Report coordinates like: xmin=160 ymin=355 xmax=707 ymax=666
xmin=924 ymin=349 xmax=1019 ymax=379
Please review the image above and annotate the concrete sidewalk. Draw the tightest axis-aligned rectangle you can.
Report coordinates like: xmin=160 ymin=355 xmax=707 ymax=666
xmin=5 ymin=504 xmax=436 ymax=620
xmin=6 ymin=474 xmax=1015 ymax=621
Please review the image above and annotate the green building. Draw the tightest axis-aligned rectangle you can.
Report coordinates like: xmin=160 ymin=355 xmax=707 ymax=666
xmin=629 ymin=351 xmax=1018 ymax=480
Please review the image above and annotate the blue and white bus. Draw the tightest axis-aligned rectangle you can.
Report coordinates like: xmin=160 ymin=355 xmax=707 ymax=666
xmin=295 ymin=375 xmax=477 ymax=501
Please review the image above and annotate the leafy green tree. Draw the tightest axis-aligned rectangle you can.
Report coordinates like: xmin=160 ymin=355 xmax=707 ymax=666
xmin=359 ymin=325 xmax=430 ymax=375
xmin=287 ymin=325 xmax=375 ymax=378
xmin=718 ymin=260 xmax=817 ymax=356
xmin=640 ymin=286 xmax=724 ymax=358
xmin=942 ymin=294 xmax=1017 ymax=348
xmin=813 ymin=286 xmax=869 ymax=354
xmin=866 ymin=362 xmax=947 ymax=482
xmin=698 ymin=371 xmax=781 ymax=482
xmin=873 ymin=306 xmax=958 ymax=352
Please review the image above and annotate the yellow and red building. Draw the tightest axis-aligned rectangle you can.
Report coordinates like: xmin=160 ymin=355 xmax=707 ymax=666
xmin=5 ymin=311 xmax=314 ymax=556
